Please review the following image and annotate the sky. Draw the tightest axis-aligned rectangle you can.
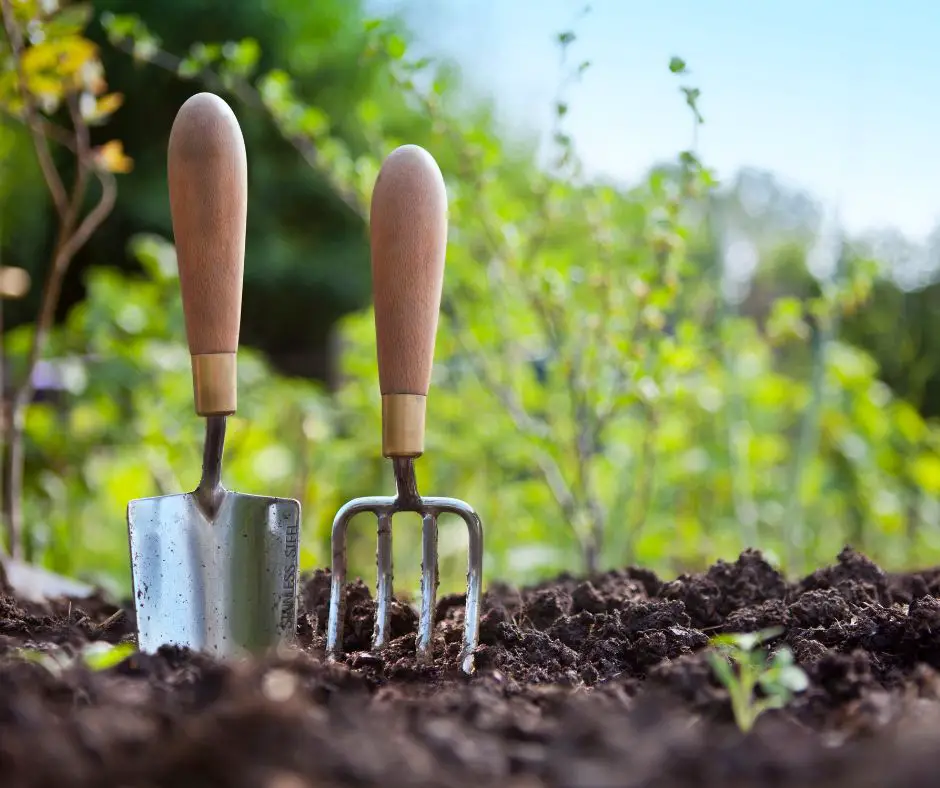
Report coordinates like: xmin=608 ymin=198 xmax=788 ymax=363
xmin=369 ymin=0 xmax=939 ymax=244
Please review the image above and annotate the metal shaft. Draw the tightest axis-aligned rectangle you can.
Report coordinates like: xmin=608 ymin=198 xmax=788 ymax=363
xmin=194 ymin=415 xmax=227 ymax=519
xmin=392 ymin=456 xmax=420 ymax=505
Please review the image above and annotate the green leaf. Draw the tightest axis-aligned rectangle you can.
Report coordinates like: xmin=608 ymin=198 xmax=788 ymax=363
xmin=668 ymin=56 xmax=687 ymax=74
xmin=733 ymin=631 xmax=761 ymax=652
xmin=177 ymin=56 xmax=200 ymax=78
xmin=298 ymin=107 xmax=329 ymax=137
xmin=911 ymin=454 xmax=940 ymax=494
xmin=222 ymin=38 xmax=260 ymax=76
xmin=82 ymin=642 xmax=136 ymax=671
xmin=43 ymin=3 xmax=92 ymax=37
xmin=707 ymin=651 xmax=736 ymax=689
xmin=385 ymin=33 xmax=407 ymax=60
xmin=777 ymin=665 xmax=810 ymax=693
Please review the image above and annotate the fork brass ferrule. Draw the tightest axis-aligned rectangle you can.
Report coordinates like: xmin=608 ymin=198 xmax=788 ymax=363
xmin=382 ymin=394 xmax=426 ymax=457
xmin=192 ymin=352 xmax=237 ymax=416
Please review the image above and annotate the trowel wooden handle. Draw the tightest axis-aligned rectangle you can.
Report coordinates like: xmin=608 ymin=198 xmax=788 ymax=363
xmin=370 ymin=144 xmax=448 ymax=458
xmin=168 ymin=92 xmax=247 ymax=417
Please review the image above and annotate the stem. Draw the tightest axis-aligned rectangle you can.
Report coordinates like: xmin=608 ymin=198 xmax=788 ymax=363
xmin=709 ymin=208 xmax=760 ymax=552
xmin=783 ymin=226 xmax=847 ymax=574
xmin=729 ymin=663 xmax=759 ymax=733
xmin=623 ymin=403 xmax=658 ymax=564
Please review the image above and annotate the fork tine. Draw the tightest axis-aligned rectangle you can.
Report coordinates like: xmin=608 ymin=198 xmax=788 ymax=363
xmin=372 ymin=511 xmax=394 ymax=651
xmin=458 ymin=506 xmax=484 ymax=674
xmin=416 ymin=511 xmax=439 ymax=664
xmin=326 ymin=506 xmax=353 ymax=659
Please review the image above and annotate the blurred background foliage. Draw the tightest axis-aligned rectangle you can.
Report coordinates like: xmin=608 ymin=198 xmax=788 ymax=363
xmin=1 ymin=0 xmax=940 ymax=601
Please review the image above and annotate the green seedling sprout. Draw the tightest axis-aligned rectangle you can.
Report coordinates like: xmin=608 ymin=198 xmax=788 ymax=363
xmin=707 ymin=626 xmax=808 ymax=732
xmin=15 ymin=641 xmax=136 ymax=675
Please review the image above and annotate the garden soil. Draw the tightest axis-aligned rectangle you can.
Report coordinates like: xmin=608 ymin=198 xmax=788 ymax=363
xmin=4 ymin=547 xmax=940 ymax=786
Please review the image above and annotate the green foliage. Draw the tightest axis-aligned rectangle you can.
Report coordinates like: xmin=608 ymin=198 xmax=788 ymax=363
xmin=3 ymin=3 xmax=940 ymax=600
xmin=708 ymin=628 xmax=809 ymax=732
xmin=13 ymin=234 xmax=336 ymax=594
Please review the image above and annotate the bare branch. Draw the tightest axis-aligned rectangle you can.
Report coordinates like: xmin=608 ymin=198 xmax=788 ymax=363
xmin=0 ymin=105 xmax=78 ymax=152
xmin=62 ymin=95 xmax=91 ymax=232
xmin=53 ymin=169 xmax=117 ymax=279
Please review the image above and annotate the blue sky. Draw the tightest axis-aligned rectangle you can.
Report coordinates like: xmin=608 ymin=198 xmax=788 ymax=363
xmin=371 ymin=0 xmax=939 ymax=243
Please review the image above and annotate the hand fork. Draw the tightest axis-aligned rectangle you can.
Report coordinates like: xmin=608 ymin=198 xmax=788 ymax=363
xmin=325 ymin=145 xmax=484 ymax=675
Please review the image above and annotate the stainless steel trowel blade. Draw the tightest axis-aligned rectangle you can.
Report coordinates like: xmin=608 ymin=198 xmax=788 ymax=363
xmin=127 ymin=490 xmax=301 ymax=657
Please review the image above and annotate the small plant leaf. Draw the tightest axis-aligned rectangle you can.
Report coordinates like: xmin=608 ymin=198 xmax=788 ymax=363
xmin=82 ymin=641 xmax=136 ymax=671
xmin=734 ymin=632 xmax=761 ymax=652
xmin=777 ymin=664 xmax=810 ymax=693
xmin=708 ymin=633 xmax=739 ymax=649
xmin=707 ymin=650 xmax=736 ymax=689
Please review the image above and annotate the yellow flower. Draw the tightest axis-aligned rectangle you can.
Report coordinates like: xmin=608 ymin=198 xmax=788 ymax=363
xmin=94 ymin=140 xmax=133 ymax=173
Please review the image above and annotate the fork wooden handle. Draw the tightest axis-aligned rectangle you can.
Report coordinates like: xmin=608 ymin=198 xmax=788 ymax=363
xmin=168 ymin=92 xmax=247 ymax=417
xmin=370 ymin=144 xmax=448 ymax=457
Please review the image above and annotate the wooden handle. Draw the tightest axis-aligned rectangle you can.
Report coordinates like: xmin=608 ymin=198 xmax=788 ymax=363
xmin=370 ymin=144 xmax=447 ymax=457
xmin=167 ymin=92 xmax=247 ymax=416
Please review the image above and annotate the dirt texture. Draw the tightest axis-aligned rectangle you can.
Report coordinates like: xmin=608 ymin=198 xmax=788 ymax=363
xmin=5 ymin=547 xmax=940 ymax=786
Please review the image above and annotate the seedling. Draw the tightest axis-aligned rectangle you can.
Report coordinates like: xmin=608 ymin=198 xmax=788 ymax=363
xmin=707 ymin=627 xmax=808 ymax=732
xmin=15 ymin=641 xmax=136 ymax=675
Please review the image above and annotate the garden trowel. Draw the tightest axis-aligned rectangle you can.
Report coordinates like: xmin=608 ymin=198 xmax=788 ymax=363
xmin=127 ymin=92 xmax=301 ymax=658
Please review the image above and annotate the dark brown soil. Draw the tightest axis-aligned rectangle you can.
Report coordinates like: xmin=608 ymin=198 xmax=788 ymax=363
xmin=5 ymin=547 xmax=940 ymax=786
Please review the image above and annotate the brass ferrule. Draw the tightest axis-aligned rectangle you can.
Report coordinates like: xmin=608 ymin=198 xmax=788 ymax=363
xmin=192 ymin=352 xmax=237 ymax=416
xmin=382 ymin=394 xmax=426 ymax=458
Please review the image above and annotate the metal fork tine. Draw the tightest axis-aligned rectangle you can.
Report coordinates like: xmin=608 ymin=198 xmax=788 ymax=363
xmin=458 ymin=506 xmax=484 ymax=674
xmin=326 ymin=507 xmax=352 ymax=660
xmin=416 ymin=512 xmax=439 ymax=664
xmin=372 ymin=511 xmax=394 ymax=651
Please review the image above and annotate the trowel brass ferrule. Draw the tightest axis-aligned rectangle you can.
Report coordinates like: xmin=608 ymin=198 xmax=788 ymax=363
xmin=192 ymin=353 xmax=236 ymax=416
